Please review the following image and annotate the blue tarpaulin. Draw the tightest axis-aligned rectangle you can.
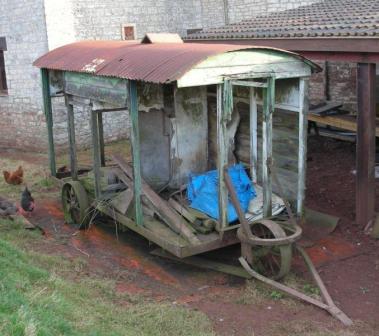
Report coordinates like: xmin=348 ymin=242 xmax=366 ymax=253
xmin=187 ymin=164 xmax=256 ymax=223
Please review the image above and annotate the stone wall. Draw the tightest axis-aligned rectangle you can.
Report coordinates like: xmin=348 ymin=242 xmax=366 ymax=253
xmin=227 ymin=0 xmax=322 ymax=24
xmin=308 ymin=61 xmax=358 ymax=113
xmin=200 ymin=0 xmax=226 ymax=29
xmin=72 ymin=0 xmax=204 ymax=40
xmin=0 ymin=0 xmax=358 ymax=152
xmin=0 ymin=0 xmax=48 ymax=150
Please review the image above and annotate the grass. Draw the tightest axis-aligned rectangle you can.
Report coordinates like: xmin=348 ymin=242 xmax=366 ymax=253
xmin=56 ymin=139 xmax=131 ymax=168
xmin=0 ymin=143 xmax=214 ymax=336
xmin=235 ymin=273 xmax=320 ymax=307
xmin=1 ymin=143 xmax=379 ymax=335
xmin=0 ymin=218 xmax=214 ymax=336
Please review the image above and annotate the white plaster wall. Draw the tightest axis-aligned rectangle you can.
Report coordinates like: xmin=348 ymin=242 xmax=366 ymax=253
xmin=44 ymin=0 xmax=76 ymax=50
xmin=0 ymin=0 xmax=48 ymax=150
xmin=0 ymin=0 xmax=324 ymax=151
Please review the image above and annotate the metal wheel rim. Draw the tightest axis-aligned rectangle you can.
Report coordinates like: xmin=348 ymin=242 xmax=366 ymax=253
xmin=249 ymin=220 xmax=292 ymax=280
xmin=61 ymin=181 xmax=90 ymax=229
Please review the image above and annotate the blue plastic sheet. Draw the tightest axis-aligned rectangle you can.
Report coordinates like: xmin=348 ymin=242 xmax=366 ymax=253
xmin=187 ymin=164 xmax=256 ymax=223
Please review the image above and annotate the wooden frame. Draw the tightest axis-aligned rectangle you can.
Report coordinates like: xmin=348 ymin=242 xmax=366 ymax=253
xmin=217 ymin=83 xmax=228 ymax=230
xmin=128 ymin=80 xmax=143 ymax=226
xmin=65 ymin=95 xmax=78 ymax=181
xmin=249 ymin=87 xmax=258 ymax=184
xmin=41 ymin=68 xmax=56 ymax=176
xmin=262 ymin=76 xmax=275 ymax=217
xmin=297 ymin=78 xmax=309 ymax=215
xmin=40 ymin=55 xmax=313 ymax=256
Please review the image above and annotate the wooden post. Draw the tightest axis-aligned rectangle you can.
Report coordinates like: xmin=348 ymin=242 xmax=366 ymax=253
xmin=249 ymin=87 xmax=258 ymax=183
xmin=40 ymin=68 xmax=56 ymax=176
xmin=297 ymin=78 xmax=309 ymax=216
xmin=262 ymin=77 xmax=275 ymax=217
xmin=128 ymin=80 xmax=143 ymax=226
xmin=65 ymin=95 xmax=78 ymax=180
xmin=97 ymin=111 xmax=106 ymax=167
xmin=356 ymin=63 xmax=376 ymax=229
xmin=90 ymin=105 xmax=102 ymax=199
xmin=217 ymin=83 xmax=228 ymax=229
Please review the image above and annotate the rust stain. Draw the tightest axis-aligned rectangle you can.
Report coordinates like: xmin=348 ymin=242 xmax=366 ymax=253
xmin=305 ymin=236 xmax=358 ymax=267
xmin=74 ymin=226 xmax=179 ymax=286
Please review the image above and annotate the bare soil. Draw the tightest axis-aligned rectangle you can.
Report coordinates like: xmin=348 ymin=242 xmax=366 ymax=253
xmin=1 ymin=136 xmax=379 ymax=335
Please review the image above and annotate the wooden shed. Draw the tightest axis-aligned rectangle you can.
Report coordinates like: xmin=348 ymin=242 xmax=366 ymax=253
xmin=33 ymin=36 xmax=319 ymax=279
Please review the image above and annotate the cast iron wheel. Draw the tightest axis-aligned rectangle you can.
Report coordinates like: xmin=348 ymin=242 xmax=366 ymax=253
xmin=62 ymin=181 xmax=90 ymax=229
xmin=249 ymin=220 xmax=292 ymax=280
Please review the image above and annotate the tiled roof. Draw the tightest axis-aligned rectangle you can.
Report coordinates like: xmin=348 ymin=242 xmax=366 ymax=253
xmin=187 ymin=0 xmax=379 ymax=40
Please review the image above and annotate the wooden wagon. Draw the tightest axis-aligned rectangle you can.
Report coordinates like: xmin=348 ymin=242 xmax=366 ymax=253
xmin=33 ymin=35 xmax=351 ymax=324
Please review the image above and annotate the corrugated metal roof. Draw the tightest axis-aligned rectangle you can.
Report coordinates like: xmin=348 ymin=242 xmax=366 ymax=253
xmin=187 ymin=0 xmax=379 ymax=40
xmin=33 ymin=40 xmax=318 ymax=83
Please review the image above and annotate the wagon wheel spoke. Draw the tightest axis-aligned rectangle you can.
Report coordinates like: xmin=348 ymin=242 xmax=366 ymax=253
xmin=62 ymin=182 xmax=90 ymax=229
xmin=245 ymin=220 xmax=292 ymax=280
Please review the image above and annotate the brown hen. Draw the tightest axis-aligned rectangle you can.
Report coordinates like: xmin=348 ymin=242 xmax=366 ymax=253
xmin=3 ymin=166 xmax=23 ymax=185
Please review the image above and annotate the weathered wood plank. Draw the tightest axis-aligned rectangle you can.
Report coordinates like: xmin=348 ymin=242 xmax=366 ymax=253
xmin=112 ymin=154 xmax=200 ymax=244
xmin=128 ymin=80 xmax=143 ymax=226
xmin=97 ymin=111 xmax=105 ymax=167
xmin=65 ymin=95 xmax=78 ymax=180
xmin=262 ymin=77 xmax=275 ymax=217
xmin=90 ymin=107 xmax=101 ymax=198
xmin=250 ymin=87 xmax=258 ymax=183
xmin=64 ymin=72 xmax=127 ymax=105
xmin=217 ymin=83 xmax=228 ymax=229
xmin=297 ymin=78 xmax=309 ymax=216
xmin=41 ymin=68 xmax=56 ymax=176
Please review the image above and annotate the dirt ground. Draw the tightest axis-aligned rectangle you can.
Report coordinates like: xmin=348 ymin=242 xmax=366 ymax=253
xmin=1 ymin=136 xmax=379 ymax=335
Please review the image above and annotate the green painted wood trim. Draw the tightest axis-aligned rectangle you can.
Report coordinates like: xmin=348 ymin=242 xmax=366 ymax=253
xmin=249 ymin=87 xmax=258 ymax=183
xmin=90 ymin=106 xmax=102 ymax=198
xmin=65 ymin=95 xmax=78 ymax=180
xmin=217 ymin=83 xmax=228 ymax=229
xmin=128 ymin=80 xmax=143 ymax=226
xmin=41 ymin=68 xmax=56 ymax=176
xmin=97 ymin=111 xmax=106 ymax=167
xmin=262 ymin=76 xmax=275 ymax=217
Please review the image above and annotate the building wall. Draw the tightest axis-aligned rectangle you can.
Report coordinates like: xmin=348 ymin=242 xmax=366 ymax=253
xmin=1 ymin=0 xmax=352 ymax=153
xmin=0 ymin=0 xmax=48 ymax=150
xmin=227 ymin=0 xmax=322 ymax=24
xmin=72 ymin=0 xmax=204 ymax=40
xmin=308 ymin=60 xmax=357 ymax=113
xmin=41 ymin=0 xmax=207 ymax=153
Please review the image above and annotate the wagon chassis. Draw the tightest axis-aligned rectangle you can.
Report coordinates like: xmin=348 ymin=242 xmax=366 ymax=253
xmin=37 ymin=42 xmax=352 ymax=325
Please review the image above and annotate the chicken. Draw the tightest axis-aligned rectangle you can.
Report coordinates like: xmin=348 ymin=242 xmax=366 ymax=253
xmin=0 ymin=196 xmax=18 ymax=217
xmin=3 ymin=166 xmax=23 ymax=185
xmin=20 ymin=187 xmax=34 ymax=215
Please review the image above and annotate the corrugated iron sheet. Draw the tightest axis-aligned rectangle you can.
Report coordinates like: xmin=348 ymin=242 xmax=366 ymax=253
xmin=33 ymin=41 xmax=318 ymax=83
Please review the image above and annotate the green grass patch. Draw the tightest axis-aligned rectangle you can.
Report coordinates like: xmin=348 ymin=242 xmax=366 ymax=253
xmin=0 ymin=219 xmax=214 ymax=336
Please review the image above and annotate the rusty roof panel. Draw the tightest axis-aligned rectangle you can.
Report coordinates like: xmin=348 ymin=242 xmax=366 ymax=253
xmin=33 ymin=41 xmax=317 ymax=83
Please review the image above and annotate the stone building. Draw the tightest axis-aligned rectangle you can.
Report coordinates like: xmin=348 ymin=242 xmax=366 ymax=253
xmin=0 ymin=0 xmax=321 ymax=151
